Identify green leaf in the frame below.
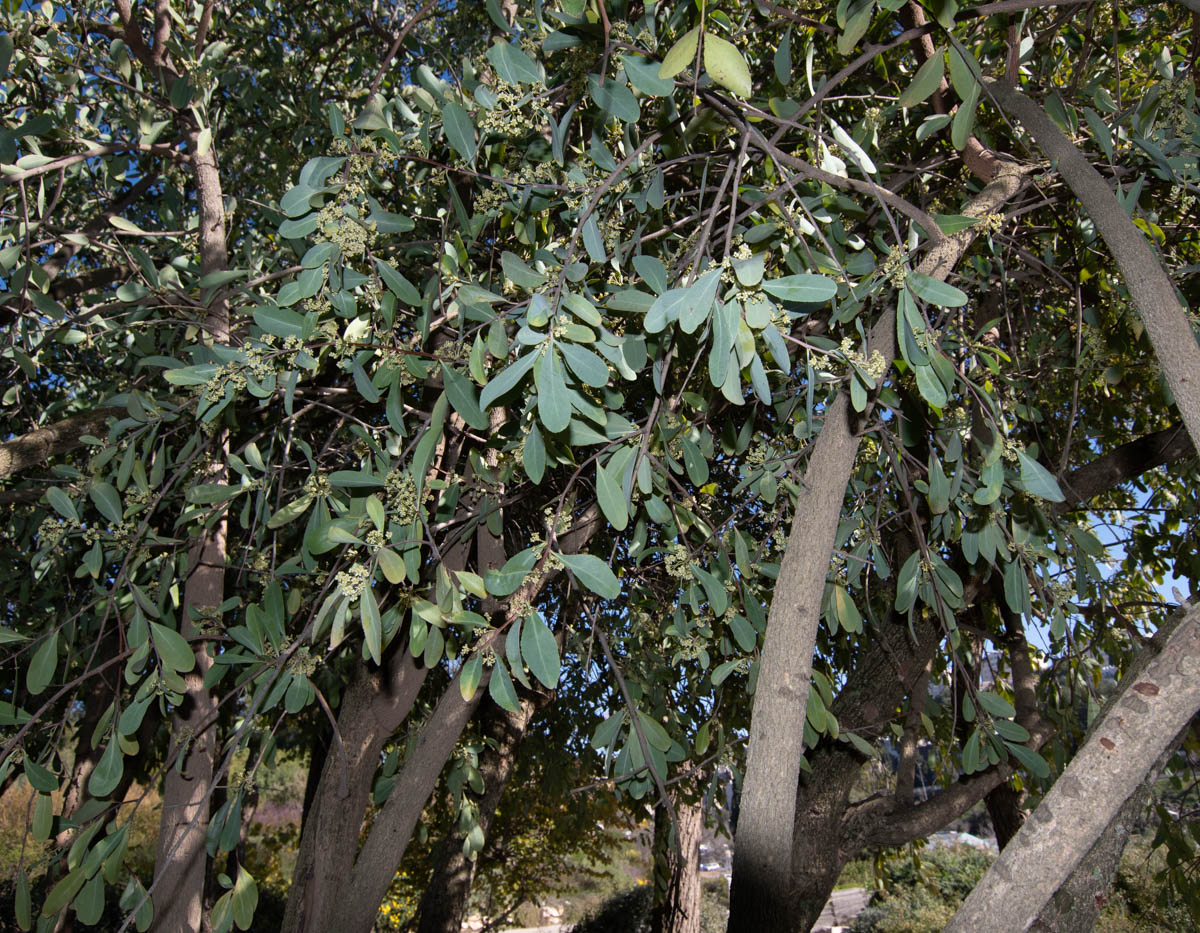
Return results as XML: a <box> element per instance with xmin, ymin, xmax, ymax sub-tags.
<box><xmin>27</xmin><ymin>633</ymin><xmax>58</xmax><ymax>695</ymax></box>
<box><xmin>558</xmin><ymin>342</ymin><xmax>609</xmax><ymax>388</ymax></box>
<box><xmin>89</xmin><ymin>482</ymin><xmax>123</xmax><ymax>524</ymax></box>
<box><xmin>976</xmin><ymin>690</ymin><xmax>1016</xmax><ymax>720</ymax></box>
<box><xmin>1004</xmin><ymin>740</ymin><xmax>1050</xmax><ymax>779</ymax></box>
<box><xmin>361</xmin><ymin>586</ymin><xmax>382</xmax><ymax>665</ymax></box>
<box><xmin>728</xmin><ymin>614</ymin><xmax>757</xmax><ymax>652</ymax></box>
<box><xmin>484</xmin><ymin>547</ymin><xmax>538</xmax><ymax>597</ymax></box>
<box><xmin>951</xmin><ymin>83</ymin><xmax>979</xmax><ymax>151</ymax></box>
<box><xmin>678</xmin><ymin>270</ymin><xmax>722</xmax><ymax>334</ymax></box>
<box><xmin>596</xmin><ymin>460</ymin><xmax>629</xmax><ymax>531</ymax></box>
<box><xmin>441</xmin><ymin>101</ymin><xmax>476</xmax><ymax>160</ymax></box>
<box><xmin>636</xmin><ymin>710</ymin><xmax>673</xmax><ymax>752</ymax></box>
<box><xmin>915</xmin><ymin>363</ymin><xmax>948</xmax><ymax>408</ymax></box>
<box><xmin>232</xmin><ymin>865</ymin><xmax>258</xmax><ymax>931</ymax></box>
<box><xmin>45</xmin><ymin>487</ymin><xmax>77</xmax><ymax>522</ymax></box>
<box><xmin>24</xmin><ymin>760</ymin><xmax>58</xmax><ymax>793</ymax></box>
<box><xmin>993</xmin><ymin>718</ymin><xmax>1030</xmax><ymax>742</ymax></box>
<box><xmin>556</xmin><ymin>552</ymin><xmax>621</xmax><ymax>599</ymax></box>
<box><xmin>524</xmin><ymin>425</ymin><xmax>546</xmax><ymax>484</ymax></box>
<box><xmin>932</xmin><ymin>214</ymin><xmax>979</xmax><ymax>235</ymax></box>
<box><xmin>762</xmin><ymin>274</ymin><xmax>838</xmax><ymax>303</ymax></box>
<box><xmin>898</xmin><ymin>49</ymin><xmax>945</xmax><ymax>108</ymax></box>
<box><xmin>833</xmin><ymin>585</ymin><xmax>863</xmax><ymax>634</ymax></box>
<box><xmin>377</xmin><ymin>548</ymin><xmax>406</xmax><ymax>584</ymax></box>
<box><xmin>534</xmin><ymin>349</ymin><xmax>571</xmax><ymax>433</ymax></box>
<box><xmin>480</xmin><ymin>351</ymin><xmax>537</xmax><ymax>410</ymax></box>
<box><xmin>520</xmin><ymin>612</ymin><xmax>560</xmax><ymax>688</ymax></box>
<box><xmin>659</xmin><ymin>27</ymin><xmax>700</xmax><ymax>80</ymax></box>
<box><xmin>459</xmin><ymin>655</ymin><xmax>484</xmax><ymax>701</ymax></box>
<box><xmin>1015</xmin><ymin>449</ymin><xmax>1065</xmax><ymax>502</ymax></box>
<box><xmin>591</xmin><ymin>712</ymin><xmax>626</xmax><ymax>750</ymax></box>
<box><xmin>267</xmin><ymin>494</ymin><xmax>313</xmax><ymax>528</ymax></box>
<box><xmin>907</xmin><ymin>272</ymin><xmax>968</xmax><ymax>307</ymax></box>
<box><xmin>151</xmin><ymin>622</ymin><xmax>196</xmax><ymax>673</ymax></box>
<box><xmin>621</xmin><ymin>55</ymin><xmax>675</xmax><ymax>96</ymax></box>
<box><xmin>441</xmin><ymin>363</ymin><xmax>490</xmax><ymax>430</ymax></box>
<box><xmin>895</xmin><ymin>551</ymin><xmax>921</xmax><ymax>613</ymax></box>
<box><xmin>703</xmin><ymin>34</ymin><xmax>752</xmax><ymax>98</ymax></box>
<box><xmin>947</xmin><ymin>45</ymin><xmax>978</xmax><ymax>100</ymax></box>
<box><xmin>487</xmin><ymin>42</ymin><xmax>541</xmax><ymax>84</ymax></box>
<box><xmin>41</xmin><ymin>868</ymin><xmax>86</xmax><ymax>919</ymax></box>
<box><xmin>328</xmin><ymin>470</ymin><xmax>385</xmax><ymax>488</ymax></box>
<box><xmin>87</xmin><ymin>736</ymin><xmax>124</xmax><ymax>798</ymax></box>
<box><xmin>588</xmin><ymin>75</ymin><xmax>639</xmax><ymax>122</ymax></box>
<box><xmin>374</xmin><ymin>260</ymin><xmax>422</xmax><ymax>306</ymax></box>
<box><xmin>489</xmin><ymin>658</ymin><xmax>521</xmax><ymax>714</ymax></box>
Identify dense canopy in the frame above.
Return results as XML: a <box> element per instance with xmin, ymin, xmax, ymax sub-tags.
<box><xmin>2</xmin><ymin>1</ymin><xmax>1200</xmax><ymax>932</ymax></box>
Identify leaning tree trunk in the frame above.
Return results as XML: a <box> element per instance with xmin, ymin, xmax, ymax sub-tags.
<box><xmin>651</xmin><ymin>786</ymin><xmax>704</xmax><ymax>933</ymax></box>
<box><xmin>1030</xmin><ymin>732</ymin><xmax>1182</xmax><ymax>932</ymax></box>
<box><xmin>944</xmin><ymin>603</ymin><xmax>1200</xmax><ymax>933</ymax></box>
<box><xmin>415</xmin><ymin>692</ymin><xmax>545</xmax><ymax>933</ymax></box>
<box><xmin>727</xmin><ymin>162</ymin><xmax>1030</xmax><ymax>933</ymax></box>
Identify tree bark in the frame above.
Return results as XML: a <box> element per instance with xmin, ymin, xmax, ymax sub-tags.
<box><xmin>415</xmin><ymin>693</ymin><xmax>544</xmax><ymax>933</ymax></box>
<box><xmin>0</xmin><ymin>408</ymin><xmax>121</xmax><ymax>480</ymax></box>
<box><xmin>986</xmin><ymin>78</ymin><xmax>1200</xmax><ymax>452</ymax></box>
<box><xmin>1030</xmin><ymin>734</ymin><xmax>1181</xmax><ymax>932</ymax></box>
<box><xmin>944</xmin><ymin>603</ymin><xmax>1200</xmax><ymax>933</ymax></box>
<box><xmin>651</xmin><ymin>786</ymin><xmax>704</xmax><ymax>933</ymax></box>
<box><xmin>281</xmin><ymin>652</ymin><xmax>429</xmax><ymax>933</ymax></box>
<box><xmin>727</xmin><ymin>162</ymin><xmax>1030</xmax><ymax>933</ymax></box>
<box><xmin>149</xmin><ymin>124</ymin><xmax>231</xmax><ymax>933</ymax></box>
<box><xmin>341</xmin><ymin>670</ymin><xmax>488</xmax><ymax>933</ymax></box>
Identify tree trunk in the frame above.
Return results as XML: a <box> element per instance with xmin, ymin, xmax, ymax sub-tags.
<box><xmin>415</xmin><ymin>693</ymin><xmax>543</xmax><ymax>933</ymax></box>
<box><xmin>985</xmin><ymin>79</ymin><xmax>1200</xmax><ymax>451</ymax></box>
<box><xmin>281</xmin><ymin>653</ymin><xmax>429</xmax><ymax>933</ymax></box>
<box><xmin>341</xmin><ymin>674</ymin><xmax>488</xmax><ymax>933</ymax></box>
<box><xmin>984</xmin><ymin>782</ymin><xmax>1026</xmax><ymax>851</ymax></box>
<box><xmin>148</xmin><ymin>124</ymin><xmax>231</xmax><ymax>933</ymax></box>
<box><xmin>944</xmin><ymin>604</ymin><xmax>1200</xmax><ymax>933</ymax></box>
<box><xmin>728</xmin><ymin>162</ymin><xmax>1030</xmax><ymax>933</ymax></box>
<box><xmin>651</xmin><ymin>787</ymin><xmax>704</xmax><ymax>933</ymax></box>
<box><xmin>1030</xmin><ymin>733</ymin><xmax>1181</xmax><ymax>932</ymax></box>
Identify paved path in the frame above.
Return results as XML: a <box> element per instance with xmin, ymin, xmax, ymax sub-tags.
<box><xmin>492</xmin><ymin>885</ymin><xmax>872</xmax><ymax>933</ymax></box>
<box><xmin>811</xmin><ymin>886</ymin><xmax>872</xmax><ymax>931</ymax></box>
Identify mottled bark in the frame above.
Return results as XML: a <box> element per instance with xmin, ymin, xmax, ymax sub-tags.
<box><xmin>1031</xmin><ymin>733</ymin><xmax>1181</xmax><ymax>932</ymax></box>
<box><xmin>0</xmin><ymin>408</ymin><xmax>120</xmax><ymax>479</ymax></box>
<box><xmin>945</xmin><ymin>604</ymin><xmax>1200</xmax><ymax>933</ymax></box>
<box><xmin>281</xmin><ymin>652</ymin><xmax>429</xmax><ymax>933</ymax></box>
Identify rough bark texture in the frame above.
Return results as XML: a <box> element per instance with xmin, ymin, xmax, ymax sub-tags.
<box><xmin>944</xmin><ymin>604</ymin><xmax>1200</xmax><ymax>933</ymax></box>
<box><xmin>149</xmin><ymin>125</ymin><xmax>231</xmax><ymax>933</ymax></box>
<box><xmin>987</xmin><ymin>79</ymin><xmax>1200</xmax><ymax>452</ymax></box>
<box><xmin>1031</xmin><ymin>735</ymin><xmax>1180</xmax><ymax>932</ymax></box>
<box><xmin>414</xmin><ymin>694</ymin><xmax>543</xmax><ymax>933</ymax></box>
<box><xmin>727</xmin><ymin>162</ymin><xmax>1030</xmax><ymax>933</ymax></box>
<box><xmin>0</xmin><ymin>408</ymin><xmax>121</xmax><ymax>479</ymax></box>
<box><xmin>651</xmin><ymin>788</ymin><xmax>704</xmax><ymax>933</ymax></box>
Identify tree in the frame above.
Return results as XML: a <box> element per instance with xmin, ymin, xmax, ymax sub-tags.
<box><xmin>2</xmin><ymin>1</ymin><xmax>1199</xmax><ymax>932</ymax></box>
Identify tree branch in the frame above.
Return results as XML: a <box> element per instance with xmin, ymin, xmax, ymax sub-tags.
<box><xmin>987</xmin><ymin>78</ymin><xmax>1200</xmax><ymax>452</ymax></box>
